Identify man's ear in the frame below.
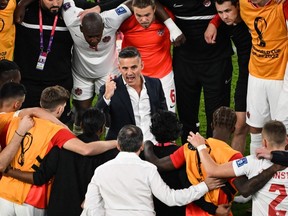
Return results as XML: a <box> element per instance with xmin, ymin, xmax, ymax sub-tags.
<box><xmin>263</xmin><ymin>138</ymin><xmax>268</xmax><ymax>148</ymax></box>
<box><xmin>140</xmin><ymin>143</ymin><xmax>144</xmax><ymax>152</ymax></box>
<box><xmin>14</xmin><ymin>101</ymin><xmax>22</xmax><ymax>111</ymax></box>
<box><xmin>116</xmin><ymin>141</ymin><xmax>121</xmax><ymax>151</ymax></box>
<box><xmin>56</xmin><ymin>104</ymin><xmax>65</xmax><ymax>116</ymax></box>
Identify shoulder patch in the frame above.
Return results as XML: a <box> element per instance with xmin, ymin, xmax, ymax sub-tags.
<box><xmin>236</xmin><ymin>157</ymin><xmax>248</xmax><ymax>167</ymax></box>
<box><xmin>63</xmin><ymin>2</ymin><xmax>71</xmax><ymax>11</ymax></box>
<box><xmin>115</xmin><ymin>6</ymin><xmax>127</xmax><ymax>15</ymax></box>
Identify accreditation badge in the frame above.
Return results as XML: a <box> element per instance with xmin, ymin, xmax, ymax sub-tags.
<box><xmin>36</xmin><ymin>52</ymin><xmax>47</xmax><ymax>70</ymax></box>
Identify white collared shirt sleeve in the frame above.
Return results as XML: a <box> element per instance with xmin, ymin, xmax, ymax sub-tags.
<box><xmin>149</xmin><ymin>166</ymin><xmax>208</xmax><ymax>206</ymax></box>
<box><xmin>103</xmin><ymin>95</ymin><xmax>111</xmax><ymax>106</ymax></box>
<box><xmin>81</xmin><ymin>169</ymin><xmax>105</xmax><ymax>216</ymax></box>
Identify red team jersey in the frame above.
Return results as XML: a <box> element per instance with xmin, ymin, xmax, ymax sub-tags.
<box><xmin>119</xmin><ymin>9</ymin><xmax>173</xmax><ymax>79</ymax></box>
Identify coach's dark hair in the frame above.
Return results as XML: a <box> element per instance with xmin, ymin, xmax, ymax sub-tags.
<box><xmin>263</xmin><ymin>120</ymin><xmax>287</xmax><ymax>146</ymax></box>
<box><xmin>214</xmin><ymin>0</ymin><xmax>238</xmax><ymax>6</ymax></box>
<box><xmin>117</xmin><ymin>125</ymin><xmax>143</xmax><ymax>152</ymax></box>
<box><xmin>132</xmin><ymin>0</ymin><xmax>155</xmax><ymax>9</ymax></box>
<box><xmin>118</xmin><ymin>46</ymin><xmax>141</xmax><ymax>59</ymax></box>
<box><xmin>81</xmin><ymin>108</ymin><xmax>105</xmax><ymax>136</ymax></box>
<box><xmin>150</xmin><ymin>110</ymin><xmax>182</xmax><ymax>144</ymax></box>
<box><xmin>212</xmin><ymin>106</ymin><xmax>237</xmax><ymax>131</ymax></box>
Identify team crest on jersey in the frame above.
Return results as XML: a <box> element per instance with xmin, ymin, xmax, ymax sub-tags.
<box><xmin>236</xmin><ymin>158</ymin><xmax>248</xmax><ymax>167</ymax></box>
<box><xmin>115</xmin><ymin>6</ymin><xmax>127</xmax><ymax>15</ymax></box>
<box><xmin>74</xmin><ymin>88</ymin><xmax>82</xmax><ymax>96</ymax></box>
<box><xmin>203</xmin><ymin>0</ymin><xmax>211</xmax><ymax>7</ymax></box>
<box><xmin>63</xmin><ymin>2</ymin><xmax>71</xmax><ymax>11</ymax></box>
<box><xmin>102</xmin><ymin>36</ymin><xmax>111</xmax><ymax>43</ymax></box>
<box><xmin>158</xmin><ymin>29</ymin><xmax>165</xmax><ymax>36</ymax></box>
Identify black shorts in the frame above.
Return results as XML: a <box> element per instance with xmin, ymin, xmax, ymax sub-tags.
<box><xmin>234</xmin><ymin>75</ymin><xmax>248</xmax><ymax>112</ymax></box>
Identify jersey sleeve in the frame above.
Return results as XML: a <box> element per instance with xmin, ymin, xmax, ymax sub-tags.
<box><xmin>101</xmin><ymin>4</ymin><xmax>132</xmax><ymax>29</ymax></box>
<box><xmin>209</xmin><ymin>14</ymin><xmax>222</xmax><ymax>28</ymax></box>
<box><xmin>62</xmin><ymin>0</ymin><xmax>82</xmax><ymax>27</ymax></box>
<box><xmin>33</xmin><ymin>146</ymin><xmax>60</xmax><ymax>186</ymax></box>
<box><xmin>232</xmin><ymin>156</ymin><xmax>253</xmax><ymax>177</ymax></box>
<box><xmin>228</xmin><ymin>152</ymin><xmax>244</xmax><ymax>184</ymax></box>
<box><xmin>170</xmin><ymin>146</ymin><xmax>186</xmax><ymax>169</ymax></box>
<box><xmin>51</xmin><ymin>128</ymin><xmax>76</xmax><ymax>148</ymax></box>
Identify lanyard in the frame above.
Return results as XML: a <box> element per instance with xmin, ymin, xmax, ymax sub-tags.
<box><xmin>39</xmin><ymin>5</ymin><xmax>58</xmax><ymax>53</ymax></box>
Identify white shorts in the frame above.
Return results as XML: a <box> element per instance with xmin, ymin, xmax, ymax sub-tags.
<box><xmin>275</xmin><ymin>61</ymin><xmax>288</xmax><ymax>133</ymax></box>
<box><xmin>246</xmin><ymin>74</ymin><xmax>283</xmax><ymax>128</ymax></box>
<box><xmin>72</xmin><ymin>73</ymin><xmax>109</xmax><ymax>101</ymax></box>
<box><xmin>0</xmin><ymin>197</ymin><xmax>45</xmax><ymax>216</ymax></box>
<box><xmin>160</xmin><ymin>71</ymin><xmax>176</xmax><ymax>112</ymax></box>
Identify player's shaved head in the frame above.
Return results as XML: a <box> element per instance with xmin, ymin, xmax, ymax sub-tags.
<box><xmin>80</xmin><ymin>12</ymin><xmax>104</xmax><ymax>50</ymax></box>
<box><xmin>81</xmin><ymin>12</ymin><xmax>103</xmax><ymax>33</ymax></box>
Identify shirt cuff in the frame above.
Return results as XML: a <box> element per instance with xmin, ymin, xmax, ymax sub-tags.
<box><xmin>103</xmin><ymin>95</ymin><xmax>111</xmax><ymax>106</ymax></box>
<box><xmin>196</xmin><ymin>181</ymin><xmax>209</xmax><ymax>194</ymax></box>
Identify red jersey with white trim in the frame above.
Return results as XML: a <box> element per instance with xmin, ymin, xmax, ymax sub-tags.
<box><xmin>120</xmin><ymin>9</ymin><xmax>172</xmax><ymax>79</ymax></box>
<box><xmin>0</xmin><ymin>114</ymin><xmax>75</xmax><ymax>207</ymax></box>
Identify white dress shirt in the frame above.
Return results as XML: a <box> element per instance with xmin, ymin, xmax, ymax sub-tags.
<box><xmin>125</xmin><ymin>77</ymin><xmax>156</xmax><ymax>143</ymax></box>
<box><xmin>81</xmin><ymin>152</ymin><xmax>208</xmax><ymax>216</ymax></box>
<box><xmin>104</xmin><ymin>76</ymin><xmax>156</xmax><ymax>143</ymax></box>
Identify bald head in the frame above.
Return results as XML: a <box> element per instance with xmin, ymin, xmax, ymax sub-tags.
<box><xmin>81</xmin><ymin>12</ymin><xmax>103</xmax><ymax>32</ymax></box>
<box><xmin>80</xmin><ymin>13</ymin><xmax>104</xmax><ymax>50</ymax></box>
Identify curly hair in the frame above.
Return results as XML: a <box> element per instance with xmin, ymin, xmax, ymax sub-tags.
<box><xmin>212</xmin><ymin>106</ymin><xmax>237</xmax><ymax>131</ymax></box>
<box><xmin>150</xmin><ymin>110</ymin><xmax>183</xmax><ymax>144</ymax></box>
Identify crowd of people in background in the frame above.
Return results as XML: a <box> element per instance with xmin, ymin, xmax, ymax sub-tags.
<box><xmin>0</xmin><ymin>0</ymin><xmax>287</xmax><ymax>215</ymax></box>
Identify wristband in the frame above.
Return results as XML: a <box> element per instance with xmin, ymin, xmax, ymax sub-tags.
<box><xmin>15</xmin><ymin>130</ymin><xmax>25</xmax><ymax>137</ymax></box>
<box><xmin>164</xmin><ymin>18</ymin><xmax>182</xmax><ymax>41</ymax></box>
<box><xmin>197</xmin><ymin>144</ymin><xmax>207</xmax><ymax>152</ymax></box>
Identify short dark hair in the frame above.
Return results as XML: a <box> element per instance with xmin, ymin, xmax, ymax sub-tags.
<box><xmin>0</xmin><ymin>59</ymin><xmax>20</xmax><ymax>74</ymax></box>
<box><xmin>214</xmin><ymin>0</ymin><xmax>238</xmax><ymax>6</ymax></box>
<box><xmin>263</xmin><ymin>120</ymin><xmax>287</xmax><ymax>146</ymax></box>
<box><xmin>212</xmin><ymin>106</ymin><xmax>237</xmax><ymax>131</ymax></box>
<box><xmin>117</xmin><ymin>125</ymin><xmax>143</xmax><ymax>152</ymax></box>
<box><xmin>40</xmin><ymin>85</ymin><xmax>70</xmax><ymax>111</ymax></box>
<box><xmin>118</xmin><ymin>46</ymin><xmax>141</xmax><ymax>59</ymax></box>
<box><xmin>81</xmin><ymin>12</ymin><xmax>103</xmax><ymax>33</ymax></box>
<box><xmin>150</xmin><ymin>110</ymin><xmax>182</xmax><ymax>144</ymax></box>
<box><xmin>0</xmin><ymin>60</ymin><xmax>21</xmax><ymax>87</ymax></box>
<box><xmin>81</xmin><ymin>108</ymin><xmax>105</xmax><ymax>136</ymax></box>
<box><xmin>132</xmin><ymin>0</ymin><xmax>155</xmax><ymax>9</ymax></box>
<box><xmin>0</xmin><ymin>82</ymin><xmax>26</xmax><ymax>100</ymax></box>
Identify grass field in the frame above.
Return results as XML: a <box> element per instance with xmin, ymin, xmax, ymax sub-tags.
<box><xmin>197</xmin><ymin>53</ymin><xmax>252</xmax><ymax>215</ymax></box>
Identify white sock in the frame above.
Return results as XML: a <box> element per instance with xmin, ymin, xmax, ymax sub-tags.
<box><xmin>250</xmin><ymin>133</ymin><xmax>262</xmax><ymax>155</ymax></box>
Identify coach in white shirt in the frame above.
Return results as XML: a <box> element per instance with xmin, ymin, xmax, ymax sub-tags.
<box><xmin>81</xmin><ymin>125</ymin><xmax>223</xmax><ymax>216</ymax></box>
